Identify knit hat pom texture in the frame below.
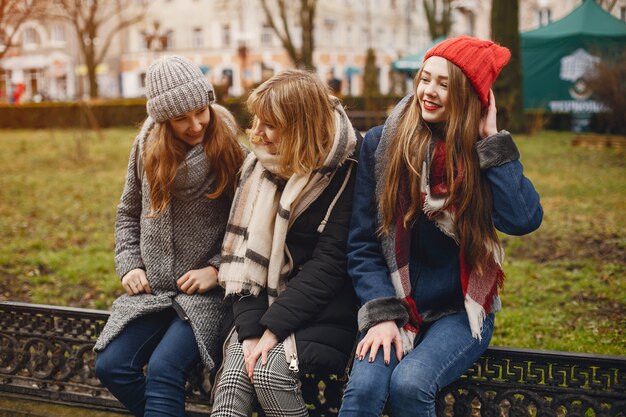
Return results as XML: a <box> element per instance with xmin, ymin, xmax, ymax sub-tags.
<box><xmin>424</xmin><ymin>35</ymin><xmax>511</xmax><ymax>107</ymax></box>
<box><xmin>145</xmin><ymin>55</ymin><xmax>215</xmax><ymax>123</ymax></box>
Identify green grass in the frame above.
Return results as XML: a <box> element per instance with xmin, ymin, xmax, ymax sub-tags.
<box><xmin>0</xmin><ymin>128</ymin><xmax>624</xmax><ymax>355</ymax></box>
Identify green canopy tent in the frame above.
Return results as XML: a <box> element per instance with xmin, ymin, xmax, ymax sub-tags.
<box><xmin>521</xmin><ymin>0</ymin><xmax>626</xmax><ymax>112</ymax></box>
<box><xmin>392</xmin><ymin>37</ymin><xmax>446</xmax><ymax>74</ymax></box>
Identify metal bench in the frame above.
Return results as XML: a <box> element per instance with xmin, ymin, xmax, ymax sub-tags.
<box><xmin>1</xmin><ymin>301</ymin><xmax>625</xmax><ymax>416</ymax></box>
<box><xmin>345</xmin><ymin>110</ymin><xmax>388</xmax><ymax>132</ymax></box>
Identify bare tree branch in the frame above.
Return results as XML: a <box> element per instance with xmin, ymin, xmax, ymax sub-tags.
<box><xmin>54</xmin><ymin>0</ymin><xmax>146</xmax><ymax>98</ymax></box>
<box><xmin>0</xmin><ymin>0</ymin><xmax>48</xmax><ymax>59</ymax></box>
<box><xmin>258</xmin><ymin>0</ymin><xmax>317</xmax><ymax>69</ymax></box>
<box><xmin>423</xmin><ymin>0</ymin><xmax>453</xmax><ymax>41</ymax></box>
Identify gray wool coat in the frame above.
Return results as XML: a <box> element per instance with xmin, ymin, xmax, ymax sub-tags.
<box><xmin>94</xmin><ymin>107</ymin><xmax>236</xmax><ymax>370</ymax></box>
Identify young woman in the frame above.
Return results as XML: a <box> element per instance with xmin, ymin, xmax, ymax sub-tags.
<box><xmin>338</xmin><ymin>36</ymin><xmax>544</xmax><ymax>417</ymax></box>
<box><xmin>94</xmin><ymin>55</ymin><xmax>245</xmax><ymax>417</ymax></box>
<box><xmin>210</xmin><ymin>69</ymin><xmax>360</xmax><ymax>417</ymax></box>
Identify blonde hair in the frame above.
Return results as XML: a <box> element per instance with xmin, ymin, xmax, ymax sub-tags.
<box><xmin>143</xmin><ymin>105</ymin><xmax>245</xmax><ymax>216</ymax></box>
<box><xmin>247</xmin><ymin>69</ymin><xmax>336</xmax><ymax>176</ymax></box>
<box><xmin>380</xmin><ymin>60</ymin><xmax>499</xmax><ymax>272</ymax></box>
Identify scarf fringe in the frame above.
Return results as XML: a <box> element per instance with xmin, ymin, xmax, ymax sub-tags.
<box><xmin>399</xmin><ymin>327</ymin><xmax>417</xmax><ymax>354</ymax></box>
<box><xmin>464</xmin><ymin>295</ymin><xmax>487</xmax><ymax>340</ymax></box>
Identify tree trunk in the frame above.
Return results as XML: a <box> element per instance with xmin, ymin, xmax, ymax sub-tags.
<box><xmin>424</xmin><ymin>0</ymin><xmax>453</xmax><ymax>41</ymax></box>
<box><xmin>491</xmin><ymin>0</ymin><xmax>524</xmax><ymax>133</ymax></box>
<box><xmin>299</xmin><ymin>0</ymin><xmax>316</xmax><ymax>69</ymax></box>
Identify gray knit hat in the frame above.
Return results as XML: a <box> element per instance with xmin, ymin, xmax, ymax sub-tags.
<box><xmin>145</xmin><ymin>55</ymin><xmax>216</xmax><ymax>122</ymax></box>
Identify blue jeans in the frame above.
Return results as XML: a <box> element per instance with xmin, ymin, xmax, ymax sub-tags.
<box><xmin>95</xmin><ymin>308</ymin><xmax>200</xmax><ymax>417</ymax></box>
<box><xmin>338</xmin><ymin>311</ymin><xmax>494</xmax><ymax>417</ymax></box>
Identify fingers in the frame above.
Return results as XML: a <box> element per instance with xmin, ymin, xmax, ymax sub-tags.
<box><xmin>355</xmin><ymin>335</ymin><xmax>380</xmax><ymax>363</ymax></box>
<box><xmin>394</xmin><ymin>334</ymin><xmax>404</xmax><ymax>362</ymax></box>
<box><xmin>176</xmin><ymin>272</ymin><xmax>189</xmax><ymax>288</ymax></box>
<box><xmin>368</xmin><ymin>339</ymin><xmax>381</xmax><ymax>363</ymax></box>
<box><xmin>122</xmin><ymin>270</ymin><xmax>148</xmax><ymax>296</ymax></box>
<box><xmin>382</xmin><ymin>339</ymin><xmax>391</xmax><ymax>366</ymax></box>
<box><xmin>182</xmin><ymin>281</ymin><xmax>198</xmax><ymax>295</ymax></box>
<box><xmin>177</xmin><ymin>268</ymin><xmax>217</xmax><ymax>294</ymax></box>
<box><xmin>355</xmin><ymin>337</ymin><xmax>370</xmax><ymax>361</ymax></box>
<box><xmin>177</xmin><ymin>272</ymin><xmax>197</xmax><ymax>295</ymax></box>
<box><xmin>489</xmin><ymin>89</ymin><xmax>496</xmax><ymax>109</ymax></box>
<box><xmin>246</xmin><ymin>350</ymin><xmax>261</xmax><ymax>382</ymax></box>
<box><xmin>138</xmin><ymin>272</ymin><xmax>151</xmax><ymax>294</ymax></box>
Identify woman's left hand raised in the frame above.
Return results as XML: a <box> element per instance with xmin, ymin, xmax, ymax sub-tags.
<box><xmin>479</xmin><ymin>89</ymin><xmax>499</xmax><ymax>139</ymax></box>
<box><xmin>177</xmin><ymin>265</ymin><xmax>218</xmax><ymax>294</ymax></box>
<box><xmin>245</xmin><ymin>328</ymin><xmax>279</xmax><ymax>382</ymax></box>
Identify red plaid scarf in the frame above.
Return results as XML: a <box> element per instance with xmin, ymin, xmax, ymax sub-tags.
<box><xmin>385</xmin><ymin>139</ymin><xmax>504</xmax><ymax>352</ymax></box>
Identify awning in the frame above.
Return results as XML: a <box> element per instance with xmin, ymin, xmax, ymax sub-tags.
<box><xmin>392</xmin><ymin>36</ymin><xmax>446</xmax><ymax>74</ymax></box>
<box><xmin>344</xmin><ymin>66</ymin><xmax>361</xmax><ymax>76</ymax></box>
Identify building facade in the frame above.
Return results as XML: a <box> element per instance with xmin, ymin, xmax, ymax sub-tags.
<box><xmin>1</xmin><ymin>0</ymin><xmax>624</xmax><ymax>102</ymax></box>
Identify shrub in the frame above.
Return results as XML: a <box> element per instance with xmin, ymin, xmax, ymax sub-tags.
<box><xmin>585</xmin><ymin>51</ymin><xmax>626</xmax><ymax>135</ymax></box>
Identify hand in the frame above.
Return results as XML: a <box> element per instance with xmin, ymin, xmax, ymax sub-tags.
<box><xmin>245</xmin><ymin>329</ymin><xmax>279</xmax><ymax>382</ymax></box>
<box><xmin>177</xmin><ymin>266</ymin><xmax>218</xmax><ymax>294</ymax></box>
<box><xmin>242</xmin><ymin>337</ymin><xmax>260</xmax><ymax>379</ymax></box>
<box><xmin>355</xmin><ymin>320</ymin><xmax>403</xmax><ymax>365</ymax></box>
<box><xmin>479</xmin><ymin>89</ymin><xmax>498</xmax><ymax>139</ymax></box>
<box><xmin>121</xmin><ymin>268</ymin><xmax>151</xmax><ymax>296</ymax></box>
<box><xmin>242</xmin><ymin>337</ymin><xmax>261</xmax><ymax>361</ymax></box>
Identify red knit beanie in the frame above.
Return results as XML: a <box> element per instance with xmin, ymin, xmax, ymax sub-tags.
<box><xmin>423</xmin><ymin>35</ymin><xmax>511</xmax><ymax>107</ymax></box>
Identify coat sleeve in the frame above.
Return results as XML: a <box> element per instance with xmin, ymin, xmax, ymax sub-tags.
<box><xmin>259</xmin><ymin>144</ymin><xmax>359</xmax><ymax>341</ymax></box>
<box><xmin>345</xmin><ymin>126</ymin><xmax>408</xmax><ymax>333</ymax></box>
<box><xmin>476</xmin><ymin>131</ymin><xmax>543</xmax><ymax>235</ymax></box>
<box><xmin>114</xmin><ymin>135</ymin><xmax>146</xmax><ymax>278</ymax></box>
<box><xmin>232</xmin><ymin>291</ymin><xmax>269</xmax><ymax>342</ymax></box>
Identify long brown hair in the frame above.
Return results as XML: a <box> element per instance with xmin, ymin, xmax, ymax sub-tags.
<box><xmin>247</xmin><ymin>69</ymin><xmax>335</xmax><ymax>177</ymax></box>
<box><xmin>143</xmin><ymin>105</ymin><xmax>245</xmax><ymax>215</ymax></box>
<box><xmin>380</xmin><ymin>60</ymin><xmax>499</xmax><ymax>272</ymax></box>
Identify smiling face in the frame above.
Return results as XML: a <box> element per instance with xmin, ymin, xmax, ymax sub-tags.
<box><xmin>416</xmin><ymin>56</ymin><xmax>450</xmax><ymax>124</ymax></box>
<box><xmin>252</xmin><ymin>117</ymin><xmax>281</xmax><ymax>155</ymax></box>
<box><xmin>169</xmin><ymin>106</ymin><xmax>211</xmax><ymax>146</ymax></box>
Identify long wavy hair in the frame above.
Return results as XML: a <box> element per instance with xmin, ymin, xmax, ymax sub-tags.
<box><xmin>379</xmin><ymin>60</ymin><xmax>499</xmax><ymax>272</ymax></box>
<box><xmin>143</xmin><ymin>105</ymin><xmax>245</xmax><ymax>216</ymax></box>
<box><xmin>247</xmin><ymin>69</ymin><xmax>335</xmax><ymax>177</ymax></box>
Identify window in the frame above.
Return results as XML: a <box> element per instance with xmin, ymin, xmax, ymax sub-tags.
<box><xmin>538</xmin><ymin>8</ymin><xmax>551</xmax><ymax>26</ymax></box>
<box><xmin>192</xmin><ymin>27</ymin><xmax>203</xmax><ymax>49</ymax></box>
<box><xmin>25</xmin><ymin>68</ymin><xmax>42</xmax><ymax>97</ymax></box>
<box><xmin>52</xmin><ymin>24</ymin><xmax>65</xmax><ymax>43</ymax></box>
<box><xmin>222</xmin><ymin>24</ymin><xmax>231</xmax><ymax>47</ymax></box>
<box><xmin>23</xmin><ymin>28</ymin><xmax>40</xmax><ymax>47</ymax></box>
<box><xmin>324</xmin><ymin>18</ymin><xmax>337</xmax><ymax>45</ymax></box>
<box><xmin>261</xmin><ymin>23</ymin><xmax>273</xmax><ymax>46</ymax></box>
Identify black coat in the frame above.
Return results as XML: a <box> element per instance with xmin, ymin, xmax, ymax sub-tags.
<box><xmin>231</xmin><ymin>135</ymin><xmax>362</xmax><ymax>374</ymax></box>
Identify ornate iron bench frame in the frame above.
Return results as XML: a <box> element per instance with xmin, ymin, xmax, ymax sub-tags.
<box><xmin>1</xmin><ymin>301</ymin><xmax>625</xmax><ymax>416</ymax></box>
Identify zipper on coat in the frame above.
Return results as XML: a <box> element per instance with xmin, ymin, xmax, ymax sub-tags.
<box><xmin>289</xmin><ymin>352</ymin><xmax>299</xmax><ymax>372</ymax></box>
<box><xmin>283</xmin><ymin>332</ymin><xmax>299</xmax><ymax>373</ymax></box>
